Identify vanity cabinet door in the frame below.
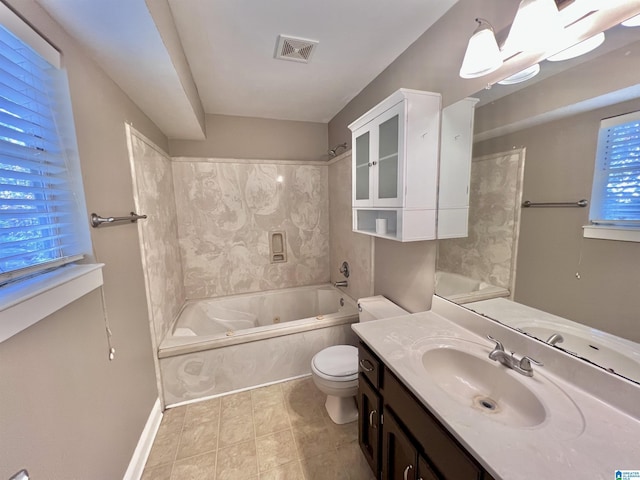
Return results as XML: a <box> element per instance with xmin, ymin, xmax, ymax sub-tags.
<box><xmin>382</xmin><ymin>409</ymin><xmax>418</xmax><ymax>480</ymax></box>
<box><xmin>358</xmin><ymin>374</ymin><xmax>382</xmax><ymax>476</ymax></box>
<box><xmin>417</xmin><ymin>454</ymin><xmax>440</xmax><ymax>480</ymax></box>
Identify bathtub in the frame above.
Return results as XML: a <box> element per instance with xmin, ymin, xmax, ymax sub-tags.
<box><xmin>435</xmin><ymin>271</ymin><xmax>510</xmax><ymax>304</ymax></box>
<box><xmin>158</xmin><ymin>284</ymin><xmax>359</xmax><ymax>405</ymax></box>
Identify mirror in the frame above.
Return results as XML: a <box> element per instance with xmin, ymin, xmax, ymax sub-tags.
<box><xmin>436</xmin><ymin>21</ymin><xmax>640</xmax><ymax>384</ymax></box>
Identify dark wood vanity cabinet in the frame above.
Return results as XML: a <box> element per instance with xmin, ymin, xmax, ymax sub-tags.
<box><xmin>358</xmin><ymin>342</ymin><xmax>493</xmax><ymax>480</ymax></box>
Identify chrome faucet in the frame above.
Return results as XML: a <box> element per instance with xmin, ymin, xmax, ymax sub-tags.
<box><xmin>546</xmin><ymin>333</ymin><xmax>564</xmax><ymax>346</ymax></box>
<box><xmin>487</xmin><ymin>335</ymin><xmax>542</xmax><ymax>377</ymax></box>
<box><xmin>334</xmin><ymin>280</ymin><xmax>348</xmax><ymax>287</ymax></box>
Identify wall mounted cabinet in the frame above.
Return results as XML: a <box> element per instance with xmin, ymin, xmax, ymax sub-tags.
<box><xmin>349</xmin><ymin>89</ymin><xmax>441</xmax><ymax>241</ymax></box>
<box><xmin>438</xmin><ymin>97</ymin><xmax>479</xmax><ymax>239</ymax></box>
<box><xmin>349</xmin><ymin>89</ymin><xmax>478</xmax><ymax>241</ymax></box>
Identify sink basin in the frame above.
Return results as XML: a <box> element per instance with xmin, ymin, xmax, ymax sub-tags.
<box><xmin>422</xmin><ymin>346</ymin><xmax>546</xmax><ymax>427</ymax></box>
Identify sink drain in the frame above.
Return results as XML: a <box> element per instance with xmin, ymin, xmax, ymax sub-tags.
<box><xmin>473</xmin><ymin>395</ymin><xmax>500</xmax><ymax>413</ymax></box>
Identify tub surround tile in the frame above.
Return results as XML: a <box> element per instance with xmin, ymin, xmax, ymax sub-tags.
<box><xmin>328</xmin><ymin>154</ymin><xmax>374</xmax><ymax>302</ymax></box>
<box><xmin>256</xmin><ymin>429</ymin><xmax>298</xmax><ymax>472</ymax></box>
<box><xmin>438</xmin><ymin>149</ymin><xmax>524</xmax><ymax>291</ymax></box>
<box><xmin>129</xmin><ymin>131</ymin><xmax>186</xmax><ymax>346</ymax></box>
<box><xmin>216</xmin><ymin>439</ymin><xmax>259</xmax><ymax>480</ymax></box>
<box><xmin>172</xmin><ymin>160</ymin><xmax>330</xmax><ymax>299</ymax></box>
<box><xmin>160</xmin><ymin>323</ymin><xmax>356</xmax><ymax>404</ymax></box>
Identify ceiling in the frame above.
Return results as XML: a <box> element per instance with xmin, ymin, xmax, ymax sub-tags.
<box><xmin>35</xmin><ymin>0</ymin><xmax>458</xmax><ymax>140</ymax></box>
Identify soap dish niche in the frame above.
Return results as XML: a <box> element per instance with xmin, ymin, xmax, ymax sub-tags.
<box><xmin>270</xmin><ymin>231</ymin><xmax>287</xmax><ymax>263</ymax></box>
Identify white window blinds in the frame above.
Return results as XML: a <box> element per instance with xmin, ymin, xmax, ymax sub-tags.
<box><xmin>589</xmin><ymin>110</ymin><xmax>640</xmax><ymax>227</ymax></box>
<box><xmin>0</xmin><ymin>23</ymin><xmax>84</xmax><ymax>285</ymax></box>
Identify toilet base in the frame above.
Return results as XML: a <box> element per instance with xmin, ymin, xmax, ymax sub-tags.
<box><xmin>325</xmin><ymin>394</ymin><xmax>358</xmax><ymax>425</ymax></box>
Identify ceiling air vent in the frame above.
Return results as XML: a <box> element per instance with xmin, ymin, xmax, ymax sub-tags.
<box><xmin>274</xmin><ymin>35</ymin><xmax>318</xmax><ymax>63</ymax></box>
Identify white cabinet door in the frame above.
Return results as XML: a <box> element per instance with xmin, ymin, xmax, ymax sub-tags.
<box><xmin>352</xmin><ymin>102</ymin><xmax>405</xmax><ymax>208</ymax></box>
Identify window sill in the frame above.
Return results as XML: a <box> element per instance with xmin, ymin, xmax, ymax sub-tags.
<box><xmin>0</xmin><ymin>263</ymin><xmax>104</xmax><ymax>343</ymax></box>
<box><xmin>583</xmin><ymin>225</ymin><xmax>640</xmax><ymax>243</ymax></box>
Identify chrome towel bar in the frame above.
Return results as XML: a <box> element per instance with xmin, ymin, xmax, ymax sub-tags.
<box><xmin>90</xmin><ymin>211</ymin><xmax>147</xmax><ymax>228</ymax></box>
<box><xmin>522</xmin><ymin>199</ymin><xmax>588</xmax><ymax>208</ymax></box>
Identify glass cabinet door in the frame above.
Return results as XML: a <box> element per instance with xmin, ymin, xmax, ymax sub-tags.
<box><xmin>377</xmin><ymin>114</ymin><xmax>399</xmax><ymax>200</ymax></box>
<box><xmin>354</xmin><ymin>131</ymin><xmax>371</xmax><ymax>203</ymax></box>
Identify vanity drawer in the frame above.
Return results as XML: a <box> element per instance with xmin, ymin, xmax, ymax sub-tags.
<box><xmin>384</xmin><ymin>367</ymin><xmax>481</xmax><ymax>480</ymax></box>
<box><xmin>358</xmin><ymin>342</ymin><xmax>382</xmax><ymax>389</ymax></box>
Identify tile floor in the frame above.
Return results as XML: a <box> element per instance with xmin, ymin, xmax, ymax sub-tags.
<box><xmin>142</xmin><ymin>376</ymin><xmax>376</xmax><ymax>479</ymax></box>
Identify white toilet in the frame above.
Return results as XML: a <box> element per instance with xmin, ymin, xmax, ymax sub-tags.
<box><xmin>311</xmin><ymin>295</ymin><xmax>408</xmax><ymax>424</ymax></box>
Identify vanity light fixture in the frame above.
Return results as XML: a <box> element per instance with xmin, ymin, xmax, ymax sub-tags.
<box><xmin>622</xmin><ymin>13</ymin><xmax>640</xmax><ymax>27</ymax></box>
<box><xmin>547</xmin><ymin>31</ymin><xmax>605</xmax><ymax>62</ymax></box>
<box><xmin>459</xmin><ymin>18</ymin><xmax>503</xmax><ymax>79</ymax></box>
<box><xmin>503</xmin><ymin>0</ymin><xmax>564</xmax><ymax>54</ymax></box>
<box><xmin>497</xmin><ymin>63</ymin><xmax>540</xmax><ymax>85</ymax></box>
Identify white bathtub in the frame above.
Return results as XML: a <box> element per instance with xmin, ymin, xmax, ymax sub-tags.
<box><xmin>158</xmin><ymin>284</ymin><xmax>359</xmax><ymax>405</ymax></box>
<box><xmin>435</xmin><ymin>271</ymin><xmax>510</xmax><ymax>304</ymax></box>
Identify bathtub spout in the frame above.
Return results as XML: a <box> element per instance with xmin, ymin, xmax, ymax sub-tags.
<box><xmin>334</xmin><ymin>280</ymin><xmax>348</xmax><ymax>288</ymax></box>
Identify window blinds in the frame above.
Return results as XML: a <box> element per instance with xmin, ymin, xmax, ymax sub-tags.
<box><xmin>590</xmin><ymin>111</ymin><xmax>640</xmax><ymax>226</ymax></box>
<box><xmin>0</xmin><ymin>24</ymin><xmax>82</xmax><ymax>285</ymax></box>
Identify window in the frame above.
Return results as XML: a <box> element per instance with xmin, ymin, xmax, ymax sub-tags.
<box><xmin>585</xmin><ymin>110</ymin><xmax>640</xmax><ymax>242</ymax></box>
<box><xmin>0</xmin><ymin>4</ymin><xmax>101</xmax><ymax>342</ymax></box>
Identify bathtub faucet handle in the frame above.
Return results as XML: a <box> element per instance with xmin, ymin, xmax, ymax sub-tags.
<box><xmin>339</xmin><ymin>261</ymin><xmax>350</xmax><ymax>278</ymax></box>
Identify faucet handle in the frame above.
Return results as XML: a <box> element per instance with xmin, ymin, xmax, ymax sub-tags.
<box><xmin>486</xmin><ymin>335</ymin><xmax>504</xmax><ymax>352</ymax></box>
<box><xmin>520</xmin><ymin>356</ymin><xmax>543</xmax><ymax>370</ymax></box>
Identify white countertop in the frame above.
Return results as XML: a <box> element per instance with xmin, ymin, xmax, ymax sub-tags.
<box><xmin>352</xmin><ymin>309</ymin><xmax>640</xmax><ymax>480</ymax></box>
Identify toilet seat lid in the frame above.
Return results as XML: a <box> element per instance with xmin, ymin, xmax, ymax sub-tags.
<box><xmin>312</xmin><ymin>345</ymin><xmax>358</xmax><ymax>378</ymax></box>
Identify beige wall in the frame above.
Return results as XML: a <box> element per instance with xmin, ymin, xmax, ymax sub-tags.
<box><xmin>474</xmin><ymin>98</ymin><xmax>640</xmax><ymax>343</ymax></box>
<box><xmin>169</xmin><ymin>114</ymin><xmax>329</xmax><ymax>161</ymax></box>
<box><xmin>0</xmin><ymin>1</ymin><xmax>164</xmax><ymax>478</ymax></box>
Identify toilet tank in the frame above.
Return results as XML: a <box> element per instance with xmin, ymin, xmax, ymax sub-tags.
<box><xmin>357</xmin><ymin>295</ymin><xmax>409</xmax><ymax>322</ymax></box>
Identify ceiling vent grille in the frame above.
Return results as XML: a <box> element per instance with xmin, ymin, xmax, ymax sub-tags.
<box><xmin>275</xmin><ymin>35</ymin><xmax>318</xmax><ymax>63</ymax></box>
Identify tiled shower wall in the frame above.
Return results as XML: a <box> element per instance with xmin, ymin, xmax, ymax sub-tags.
<box><xmin>129</xmin><ymin>128</ymin><xmax>186</xmax><ymax>346</ymax></box>
<box><xmin>328</xmin><ymin>152</ymin><xmax>374</xmax><ymax>301</ymax></box>
<box><xmin>437</xmin><ymin>149</ymin><xmax>525</xmax><ymax>290</ymax></box>
<box><xmin>171</xmin><ymin>158</ymin><xmax>330</xmax><ymax>299</ymax></box>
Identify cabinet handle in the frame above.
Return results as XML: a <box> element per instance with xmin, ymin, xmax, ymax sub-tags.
<box><xmin>369</xmin><ymin>409</ymin><xmax>377</xmax><ymax>428</ymax></box>
<box><xmin>403</xmin><ymin>464</ymin><xmax>413</xmax><ymax>480</ymax></box>
<box><xmin>372</xmin><ymin>160</ymin><xmax>378</xmax><ymax>166</ymax></box>
<box><xmin>359</xmin><ymin>359</ymin><xmax>374</xmax><ymax>372</ymax></box>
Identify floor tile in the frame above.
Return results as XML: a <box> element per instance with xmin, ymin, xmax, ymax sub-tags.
<box><xmin>254</xmin><ymin>401</ymin><xmax>291</xmax><ymax>437</ymax></box>
<box><xmin>335</xmin><ymin>442</ymin><xmax>376</xmax><ymax>480</ymax></box>
<box><xmin>218</xmin><ymin>411</ymin><xmax>255</xmax><ymax>448</ymax></box>
<box><xmin>300</xmin><ymin>450</ymin><xmax>340</xmax><ymax>480</ymax></box>
<box><xmin>170</xmin><ymin>451</ymin><xmax>216</xmax><ymax>480</ymax></box>
<box><xmin>251</xmin><ymin>383</ymin><xmax>285</xmax><ymax>408</ymax></box>
<box><xmin>256</xmin><ymin>429</ymin><xmax>298</xmax><ymax>472</ymax></box>
<box><xmin>146</xmin><ymin>429</ymin><xmax>181</xmax><ymax>468</ymax></box>
<box><xmin>183</xmin><ymin>397</ymin><xmax>221</xmax><ymax>429</ymax></box>
<box><xmin>292</xmin><ymin>417</ymin><xmax>335</xmax><ymax>459</ymax></box>
<box><xmin>216</xmin><ymin>439</ymin><xmax>259</xmax><ymax>480</ymax></box>
<box><xmin>221</xmin><ymin>390</ymin><xmax>253</xmax><ymax>418</ymax></box>
<box><xmin>176</xmin><ymin>418</ymin><xmax>218</xmax><ymax>459</ymax></box>
<box><xmin>141</xmin><ymin>463</ymin><xmax>172</xmax><ymax>480</ymax></box>
<box><xmin>324</xmin><ymin>417</ymin><xmax>358</xmax><ymax>448</ymax></box>
<box><xmin>259</xmin><ymin>460</ymin><xmax>304</xmax><ymax>480</ymax></box>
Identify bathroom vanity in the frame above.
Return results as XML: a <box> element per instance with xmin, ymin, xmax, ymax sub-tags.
<box><xmin>353</xmin><ymin>296</ymin><xmax>640</xmax><ymax>479</ymax></box>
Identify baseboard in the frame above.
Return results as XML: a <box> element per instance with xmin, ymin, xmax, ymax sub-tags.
<box><xmin>123</xmin><ymin>398</ymin><xmax>162</xmax><ymax>480</ymax></box>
